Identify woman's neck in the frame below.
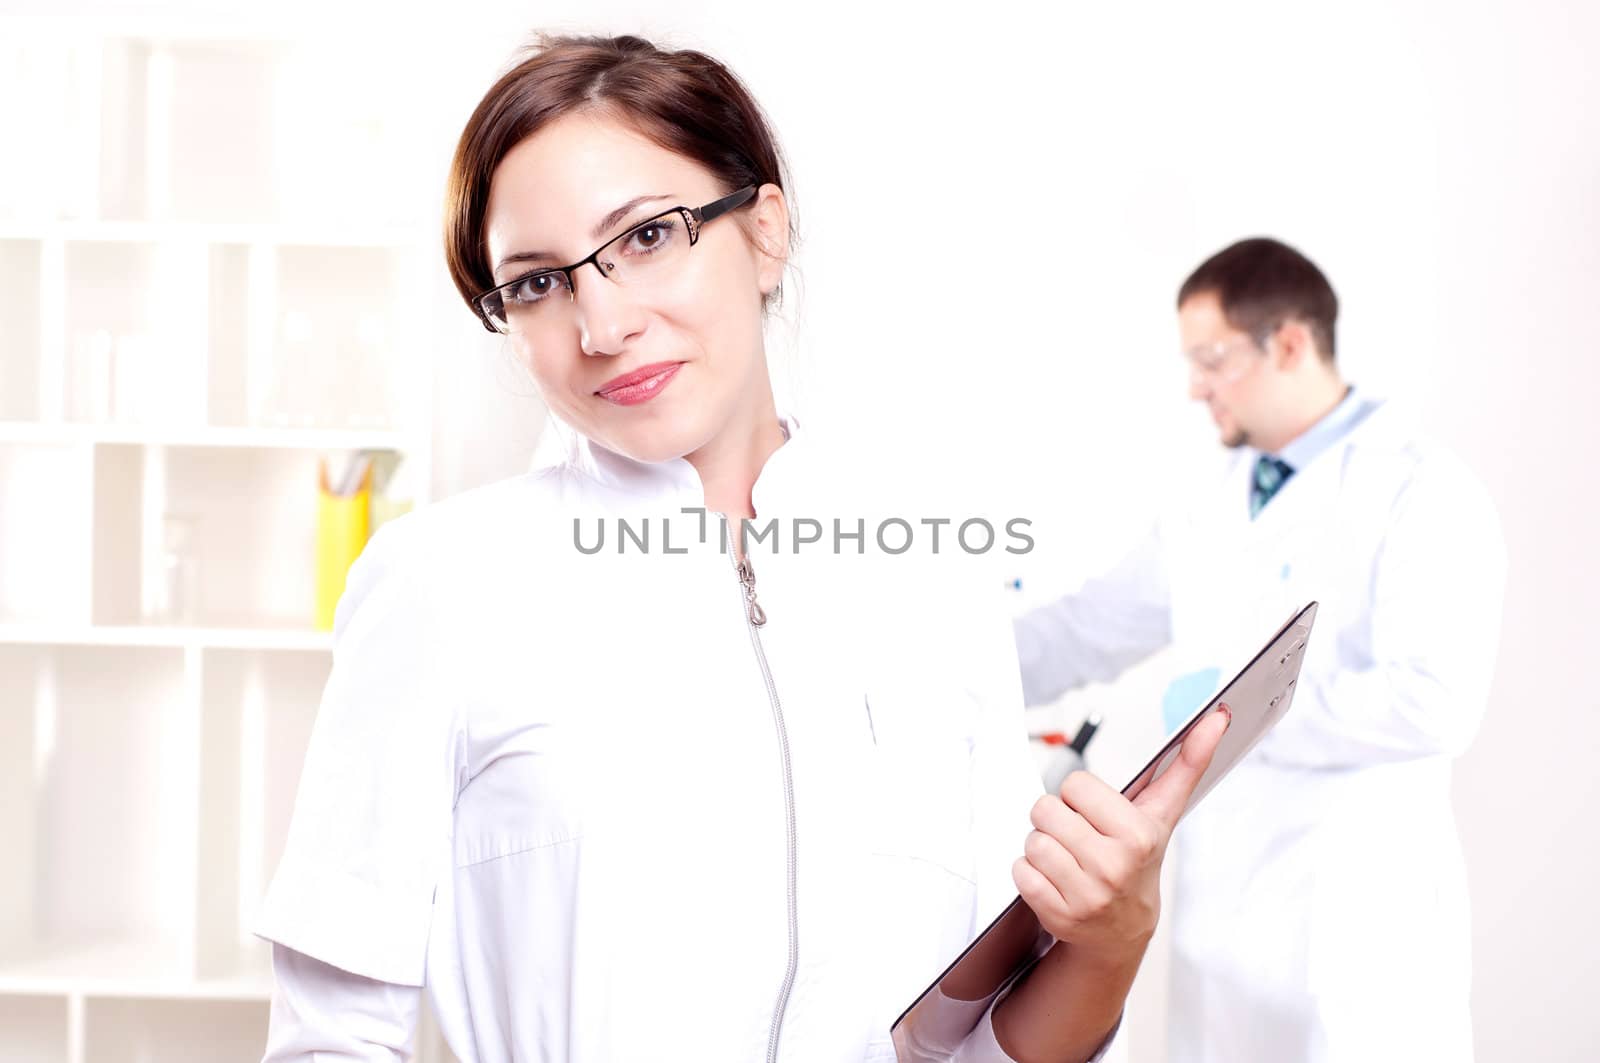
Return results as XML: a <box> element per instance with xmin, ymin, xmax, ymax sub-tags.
<box><xmin>685</xmin><ymin>401</ymin><xmax>786</xmax><ymax>523</ymax></box>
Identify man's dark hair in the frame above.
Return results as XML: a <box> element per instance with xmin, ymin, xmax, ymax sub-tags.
<box><xmin>1177</xmin><ymin>237</ymin><xmax>1338</xmax><ymax>361</ymax></box>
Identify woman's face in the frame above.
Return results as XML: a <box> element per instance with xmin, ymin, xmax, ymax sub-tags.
<box><xmin>483</xmin><ymin>111</ymin><xmax>787</xmax><ymax>464</ymax></box>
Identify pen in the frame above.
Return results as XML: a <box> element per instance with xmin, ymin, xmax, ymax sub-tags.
<box><xmin>1069</xmin><ymin>712</ymin><xmax>1102</xmax><ymax>754</ymax></box>
<box><xmin>1030</xmin><ymin>713</ymin><xmax>1103</xmax><ymax>753</ymax></box>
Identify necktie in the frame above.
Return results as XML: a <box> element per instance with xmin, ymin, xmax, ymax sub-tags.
<box><xmin>1250</xmin><ymin>455</ymin><xmax>1294</xmax><ymax>518</ymax></box>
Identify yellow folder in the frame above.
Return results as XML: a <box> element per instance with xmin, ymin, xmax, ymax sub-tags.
<box><xmin>315</xmin><ymin>459</ymin><xmax>373</xmax><ymax>631</ymax></box>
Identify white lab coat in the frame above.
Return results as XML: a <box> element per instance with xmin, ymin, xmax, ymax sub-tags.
<box><xmin>256</xmin><ymin>417</ymin><xmax>1114</xmax><ymax>1062</ymax></box>
<box><xmin>1013</xmin><ymin>398</ymin><xmax>1506</xmax><ymax>1063</ymax></box>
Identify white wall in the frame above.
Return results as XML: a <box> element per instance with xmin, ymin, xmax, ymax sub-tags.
<box><xmin>11</xmin><ymin>0</ymin><xmax>1596</xmax><ymax>1059</ymax></box>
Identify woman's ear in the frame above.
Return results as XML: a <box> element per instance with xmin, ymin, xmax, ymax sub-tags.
<box><xmin>749</xmin><ymin>182</ymin><xmax>791</xmax><ymax>295</ymax></box>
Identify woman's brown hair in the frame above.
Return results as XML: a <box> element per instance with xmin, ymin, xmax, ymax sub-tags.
<box><xmin>444</xmin><ymin>33</ymin><xmax>794</xmax><ymax>320</ymax></box>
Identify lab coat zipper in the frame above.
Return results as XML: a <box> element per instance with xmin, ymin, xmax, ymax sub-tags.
<box><xmin>729</xmin><ymin>543</ymin><xmax>799</xmax><ymax>1063</ymax></box>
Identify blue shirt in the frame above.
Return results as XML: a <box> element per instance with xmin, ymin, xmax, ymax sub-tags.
<box><xmin>1267</xmin><ymin>385</ymin><xmax>1379</xmax><ymax>473</ymax></box>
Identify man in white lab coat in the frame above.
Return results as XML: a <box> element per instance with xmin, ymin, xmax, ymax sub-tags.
<box><xmin>1013</xmin><ymin>238</ymin><xmax>1506</xmax><ymax>1062</ymax></box>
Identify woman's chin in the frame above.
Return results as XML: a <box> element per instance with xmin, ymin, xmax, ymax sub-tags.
<box><xmin>591</xmin><ymin>417</ymin><xmax>705</xmax><ymax>467</ymax></box>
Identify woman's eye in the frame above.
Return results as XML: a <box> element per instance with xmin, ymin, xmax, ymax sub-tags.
<box><xmin>626</xmin><ymin>219</ymin><xmax>678</xmax><ymax>254</ymax></box>
<box><xmin>510</xmin><ymin>272</ymin><xmax>562</xmax><ymax>303</ymax></box>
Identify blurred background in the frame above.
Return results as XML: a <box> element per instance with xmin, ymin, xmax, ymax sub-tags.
<box><xmin>0</xmin><ymin>1</ymin><xmax>1593</xmax><ymax>1060</ymax></box>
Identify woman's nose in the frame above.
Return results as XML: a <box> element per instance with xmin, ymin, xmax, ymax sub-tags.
<box><xmin>573</xmin><ymin>265</ymin><xmax>645</xmax><ymax>357</ymax></box>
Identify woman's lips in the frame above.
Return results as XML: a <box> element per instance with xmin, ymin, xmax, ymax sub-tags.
<box><xmin>595</xmin><ymin>361</ymin><xmax>685</xmax><ymax>406</ymax></box>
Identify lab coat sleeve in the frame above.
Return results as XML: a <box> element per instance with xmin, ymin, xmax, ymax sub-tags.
<box><xmin>898</xmin><ymin>978</ymin><xmax>1121</xmax><ymax>1062</ymax></box>
<box><xmin>1258</xmin><ymin>459</ymin><xmax>1507</xmax><ymax>769</ymax></box>
<box><xmin>955</xmin><ymin>995</ymin><xmax>1121</xmax><ymax>1063</ymax></box>
<box><xmin>1012</xmin><ymin>527</ymin><xmax>1172</xmax><ymax>707</ymax></box>
<box><xmin>253</xmin><ymin>515</ymin><xmax>462</xmax><ymax>990</ymax></box>
<box><xmin>261</xmin><ymin>943</ymin><xmax>418</xmax><ymax>1061</ymax></box>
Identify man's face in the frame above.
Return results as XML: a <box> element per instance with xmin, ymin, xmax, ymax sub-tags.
<box><xmin>1178</xmin><ymin>290</ymin><xmax>1271</xmax><ymax>449</ymax></box>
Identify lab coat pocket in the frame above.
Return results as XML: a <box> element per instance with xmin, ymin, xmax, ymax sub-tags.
<box><xmin>869</xmin><ymin>745</ymin><xmax>974</xmax><ymax>878</ymax></box>
<box><xmin>865</xmin><ymin>688</ymin><xmax>975</xmax><ymax>875</ymax></box>
<box><xmin>865</xmin><ymin>706</ymin><xmax>981</xmax><ymax>1022</ymax></box>
<box><xmin>1257</xmin><ymin>516</ymin><xmax>1347</xmax><ymax>618</ymax></box>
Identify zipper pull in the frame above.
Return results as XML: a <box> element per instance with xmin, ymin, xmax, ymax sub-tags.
<box><xmin>736</xmin><ymin>556</ymin><xmax>768</xmax><ymax>627</ymax></box>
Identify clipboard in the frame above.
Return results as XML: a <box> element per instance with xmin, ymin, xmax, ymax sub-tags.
<box><xmin>890</xmin><ymin>601</ymin><xmax>1319</xmax><ymax>1053</ymax></box>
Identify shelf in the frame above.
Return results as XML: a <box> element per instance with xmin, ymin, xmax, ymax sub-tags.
<box><xmin>2</xmin><ymin>230</ymin><xmax>422</xmax><ymax>434</ymax></box>
<box><xmin>84</xmin><ymin>995</ymin><xmax>269</xmax><ymax>1062</ymax></box>
<box><xmin>0</xmin><ymin>645</ymin><xmax>195</xmax><ymax>974</ymax></box>
<box><xmin>0</xmin><ymin>240</ymin><xmax>42</xmax><ymax>420</ymax></box>
<box><xmin>208</xmin><ymin>242</ymin><xmax>252</xmax><ymax>428</ymax></box>
<box><xmin>261</xmin><ymin>244</ymin><xmax>413</xmax><ymax>432</ymax></box>
<box><xmin>0</xmin><ymin>422</ymin><xmax>411</xmax><ymax>451</ymax></box>
<box><xmin>0</xmin><ymin>20</ymin><xmax>441</xmax><ymax>1055</ymax></box>
<box><xmin>0</xmin><ymin>443</ymin><xmax>93</xmax><ymax>625</ymax></box>
<box><xmin>0</xmin><ymin>937</ymin><xmax>271</xmax><ymax>1001</ymax></box>
<box><xmin>90</xmin><ymin>444</ymin><xmax>372</xmax><ymax>629</ymax></box>
<box><xmin>0</xmin><ymin>219</ymin><xmax>427</xmax><ymax>248</ymax></box>
<box><xmin>0</xmin><ymin>625</ymin><xmax>332</xmax><ymax>652</ymax></box>
<box><xmin>0</xmin><ymin>14</ymin><xmax>304</xmax><ymax>47</ymax></box>
<box><xmin>0</xmin><ymin>645</ymin><xmax>328</xmax><ymax>1006</ymax></box>
<box><xmin>67</xmin><ymin>37</ymin><xmax>282</xmax><ymax>226</ymax></box>
<box><xmin>0</xmin><ymin>30</ymin><xmax>428</xmax><ymax>231</ymax></box>
<box><xmin>0</xmin><ymin>993</ymin><xmax>67</xmax><ymax>1062</ymax></box>
<box><xmin>198</xmin><ymin>649</ymin><xmax>329</xmax><ymax>982</ymax></box>
<box><xmin>61</xmin><ymin>239</ymin><xmax>205</xmax><ymax>426</ymax></box>
<box><xmin>0</xmin><ymin>34</ymin><xmax>99</xmax><ymax>227</ymax></box>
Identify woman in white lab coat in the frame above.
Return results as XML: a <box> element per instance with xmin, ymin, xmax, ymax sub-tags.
<box><xmin>255</xmin><ymin>34</ymin><xmax>1228</xmax><ymax>1063</ymax></box>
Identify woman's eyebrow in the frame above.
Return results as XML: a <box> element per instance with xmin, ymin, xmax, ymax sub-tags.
<box><xmin>591</xmin><ymin>193</ymin><xmax>673</xmax><ymax>240</ymax></box>
<box><xmin>494</xmin><ymin>193</ymin><xmax>675</xmax><ymax>277</ymax></box>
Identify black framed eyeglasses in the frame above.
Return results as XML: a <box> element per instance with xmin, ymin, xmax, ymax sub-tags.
<box><xmin>474</xmin><ymin>185</ymin><xmax>759</xmax><ymax>335</ymax></box>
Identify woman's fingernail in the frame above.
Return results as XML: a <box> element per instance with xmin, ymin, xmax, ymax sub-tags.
<box><xmin>1216</xmin><ymin>703</ymin><xmax>1232</xmax><ymax>726</ymax></box>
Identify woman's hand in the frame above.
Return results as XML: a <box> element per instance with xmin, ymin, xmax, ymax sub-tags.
<box><xmin>1012</xmin><ymin>705</ymin><xmax>1231</xmax><ymax>959</ymax></box>
<box><xmin>992</xmin><ymin>706</ymin><xmax>1231</xmax><ymax>1063</ymax></box>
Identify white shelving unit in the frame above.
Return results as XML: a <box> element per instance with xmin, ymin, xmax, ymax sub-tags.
<box><xmin>0</xmin><ymin>18</ymin><xmax>451</xmax><ymax>1062</ymax></box>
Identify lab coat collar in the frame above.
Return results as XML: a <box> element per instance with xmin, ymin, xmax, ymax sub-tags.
<box><xmin>1253</xmin><ymin>392</ymin><xmax>1416</xmax><ymax>481</ymax></box>
<box><xmin>1339</xmin><ymin>397</ymin><xmax>1421</xmax><ymax>455</ymax></box>
<box><xmin>565</xmin><ymin>412</ymin><xmax>803</xmax><ymax>514</ymax></box>
<box><xmin>1269</xmin><ymin>386</ymin><xmax>1375</xmax><ymax>472</ymax></box>
<box><xmin>1238</xmin><ymin>395</ymin><xmax>1421</xmax><ymax>526</ymax></box>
